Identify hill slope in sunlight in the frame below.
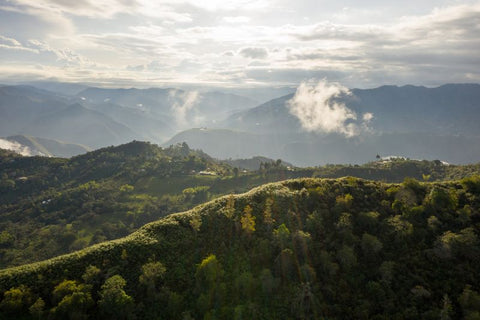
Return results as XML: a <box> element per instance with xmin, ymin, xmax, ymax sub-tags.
<box><xmin>2</xmin><ymin>140</ymin><xmax>480</xmax><ymax>269</ymax></box>
<box><xmin>0</xmin><ymin>177</ymin><xmax>479</xmax><ymax>319</ymax></box>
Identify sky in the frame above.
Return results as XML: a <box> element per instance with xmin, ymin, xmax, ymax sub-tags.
<box><xmin>0</xmin><ymin>0</ymin><xmax>479</xmax><ymax>88</ymax></box>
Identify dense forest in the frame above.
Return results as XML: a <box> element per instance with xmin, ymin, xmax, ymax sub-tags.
<box><xmin>1</xmin><ymin>142</ymin><xmax>480</xmax><ymax>268</ymax></box>
<box><xmin>0</xmin><ymin>176</ymin><xmax>479</xmax><ymax>319</ymax></box>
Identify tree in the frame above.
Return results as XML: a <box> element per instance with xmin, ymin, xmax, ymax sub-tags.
<box><xmin>190</xmin><ymin>215</ymin><xmax>202</xmax><ymax>233</ymax></box>
<box><xmin>195</xmin><ymin>255</ymin><xmax>226</xmax><ymax>315</ymax></box>
<box><xmin>29</xmin><ymin>298</ymin><xmax>45</xmax><ymax>320</ymax></box>
<box><xmin>224</xmin><ymin>194</ymin><xmax>235</xmax><ymax>219</ymax></box>
<box><xmin>291</xmin><ymin>282</ymin><xmax>319</xmax><ymax>319</ymax></box>
<box><xmin>263</xmin><ymin>197</ymin><xmax>275</xmax><ymax>225</ymax></box>
<box><xmin>336</xmin><ymin>245</ymin><xmax>357</xmax><ymax>270</ymax></box>
<box><xmin>458</xmin><ymin>285</ymin><xmax>480</xmax><ymax>320</ymax></box>
<box><xmin>241</xmin><ymin>205</ymin><xmax>256</xmax><ymax>234</ymax></box>
<box><xmin>361</xmin><ymin>233</ymin><xmax>383</xmax><ymax>254</ymax></box>
<box><xmin>233</xmin><ymin>167</ymin><xmax>239</xmax><ymax>178</ymax></box>
<box><xmin>273</xmin><ymin>224</ymin><xmax>291</xmax><ymax>249</ymax></box>
<box><xmin>50</xmin><ymin>280</ymin><xmax>93</xmax><ymax>320</ymax></box>
<box><xmin>98</xmin><ymin>275</ymin><xmax>134</xmax><ymax>320</ymax></box>
<box><xmin>0</xmin><ymin>285</ymin><xmax>34</xmax><ymax>315</ymax></box>
<box><xmin>440</xmin><ymin>294</ymin><xmax>453</xmax><ymax>320</ymax></box>
<box><xmin>139</xmin><ymin>261</ymin><xmax>166</xmax><ymax>297</ymax></box>
<box><xmin>82</xmin><ymin>265</ymin><xmax>102</xmax><ymax>286</ymax></box>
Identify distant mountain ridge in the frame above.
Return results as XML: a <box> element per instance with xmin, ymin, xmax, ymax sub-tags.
<box><xmin>2</xmin><ymin>135</ymin><xmax>90</xmax><ymax>157</ymax></box>
<box><xmin>0</xmin><ymin>84</ymin><xmax>259</xmax><ymax>149</ymax></box>
<box><xmin>2</xmin><ymin>82</ymin><xmax>480</xmax><ymax>165</ymax></box>
<box><xmin>77</xmin><ymin>87</ymin><xmax>259</xmax><ymax>129</ymax></box>
<box><xmin>0</xmin><ymin>86</ymin><xmax>138</xmax><ymax>148</ymax></box>
<box><xmin>173</xmin><ymin>83</ymin><xmax>480</xmax><ymax>165</ymax></box>
<box><xmin>224</xmin><ymin>83</ymin><xmax>480</xmax><ymax>136</ymax></box>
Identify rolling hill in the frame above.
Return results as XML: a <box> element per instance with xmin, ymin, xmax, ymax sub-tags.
<box><xmin>1</xmin><ymin>139</ymin><xmax>480</xmax><ymax>269</ymax></box>
<box><xmin>0</xmin><ymin>177</ymin><xmax>478</xmax><ymax>319</ymax></box>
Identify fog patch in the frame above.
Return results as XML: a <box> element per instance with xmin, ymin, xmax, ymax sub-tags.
<box><xmin>170</xmin><ymin>90</ymin><xmax>200</xmax><ymax>128</ymax></box>
<box><xmin>287</xmin><ymin>79</ymin><xmax>373</xmax><ymax>137</ymax></box>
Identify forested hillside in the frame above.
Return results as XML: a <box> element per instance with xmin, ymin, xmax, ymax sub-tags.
<box><xmin>0</xmin><ymin>177</ymin><xmax>479</xmax><ymax>319</ymax></box>
<box><xmin>1</xmin><ymin>142</ymin><xmax>480</xmax><ymax>269</ymax></box>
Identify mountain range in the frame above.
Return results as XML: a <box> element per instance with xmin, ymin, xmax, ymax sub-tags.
<box><xmin>1</xmin><ymin>82</ymin><xmax>479</xmax><ymax>165</ymax></box>
<box><xmin>168</xmin><ymin>84</ymin><xmax>480</xmax><ymax>165</ymax></box>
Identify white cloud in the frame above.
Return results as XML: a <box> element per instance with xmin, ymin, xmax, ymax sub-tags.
<box><xmin>287</xmin><ymin>79</ymin><xmax>373</xmax><ymax>137</ymax></box>
<box><xmin>0</xmin><ymin>35</ymin><xmax>21</xmax><ymax>46</ymax></box>
<box><xmin>8</xmin><ymin>0</ymin><xmax>133</xmax><ymax>19</ymax></box>
<box><xmin>1</xmin><ymin>1</ymin><xmax>479</xmax><ymax>87</ymax></box>
<box><xmin>0</xmin><ymin>35</ymin><xmax>39</xmax><ymax>53</ymax></box>
<box><xmin>6</xmin><ymin>0</ymin><xmax>269</xmax><ymax>20</ymax></box>
<box><xmin>179</xmin><ymin>0</ymin><xmax>272</xmax><ymax>11</ymax></box>
<box><xmin>363</xmin><ymin>112</ymin><xmax>373</xmax><ymax>122</ymax></box>
<box><xmin>239</xmin><ymin>47</ymin><xmax>268</xmax><ymax>59</ymax></box>
<box><xmin>27</xmin><ymin>39</ymin><xmax>92</xmax><ymax>65</ymax></box>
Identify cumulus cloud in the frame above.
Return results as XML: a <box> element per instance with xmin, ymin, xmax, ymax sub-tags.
<box><xmin>239</xmin><ymin>47</ymin><xmax>268</xmax><ymax>59</ymax></box>
<box><xmin>0</xmin><ymin>139</ymin><xmax>32</xmax><ymax>156</ymax></box>
<box><xmin>287</xmin><ymin>79</ymin><xmax>373</xmax><ymax>137</ymax></box>
<box><xmin>170</xmin><ymin>90</ymin><xmax>201</xmax><ymax>127</ymax></box>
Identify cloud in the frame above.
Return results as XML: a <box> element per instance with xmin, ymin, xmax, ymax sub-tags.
<box><xmin>363</xmin><ymin>112</ymin><xmax>373</xmax><ymax>122</ymax></box>
<box><xmin>222</xmin><ymin>16</ymin><xmax>251</xmax><ymax>23</ymax></box>
<box><xmin>5</xmin><ymin>0</ymin><xmax>268</xmax><ymax>20</ymax></box>
<box><xmin>0</xmin><ymin>35</ymin><xmax>21</xmax><ymax>46</ymax></box>
<box><xmin>27</xmin><ymin>39</ymin><xmax>91</xmax><ymax>65</ymax></box>
<box><xmin>170</xmin><ymin>90</ymin><xmax>201</xmax><ymax>127</ymax></box>
<box><xmin>180</xmin><ymin>0</ymin><xmax>271</xmax><ymax>11</ymax></box>
<box><xmin>239</xmin><ymin>47</ymin><xmax>268</xmax><ymax>59</ymax></box>
<box><xmin>8</xmin><ymin>0</ymin><xmax>134</xmax><ymax>19</ymax></box>
<box><xmin>1</xmin><ymin>2</ymin><xmax>479</xmax><ymax>87</ymax></box>
<box><xmin>0</xmin><ymin>139</ymin><xmax>32</xmax><ymax>156</ymax></box>
<box><xmin>0</xmin><ymin>35</ymin><xmax>39</xmax><ymax>53</ymax></box>
<box><xmin>287</xmin><ymin>79</ymin><xmax>373</xmax><ymax>137</ymax></box>
<box><xmin>292</xmin><ymin>22</ymin><xmax>387</xmax><ymax>42</ymax></box>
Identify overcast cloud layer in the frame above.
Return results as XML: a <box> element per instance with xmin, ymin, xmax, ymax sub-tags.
<box><xmin>0</xmin><ymin>0</ymin><xmax>479</xmax><ymax>88</ymax></box>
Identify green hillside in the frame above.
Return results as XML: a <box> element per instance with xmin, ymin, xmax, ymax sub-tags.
<box><xmin>0</xmin><ymin>177</ymin><xmax>479</xmax><ymax>319</ymax></box>
<box><xmin>1</xmin><ymin>141</ymin><xmax>480</xmax><ymax>269</ymax></box>
<box><xmin>0</xmin><ymin>141</ymin><xmax>235</xmax><ymax>267</ymax></box>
